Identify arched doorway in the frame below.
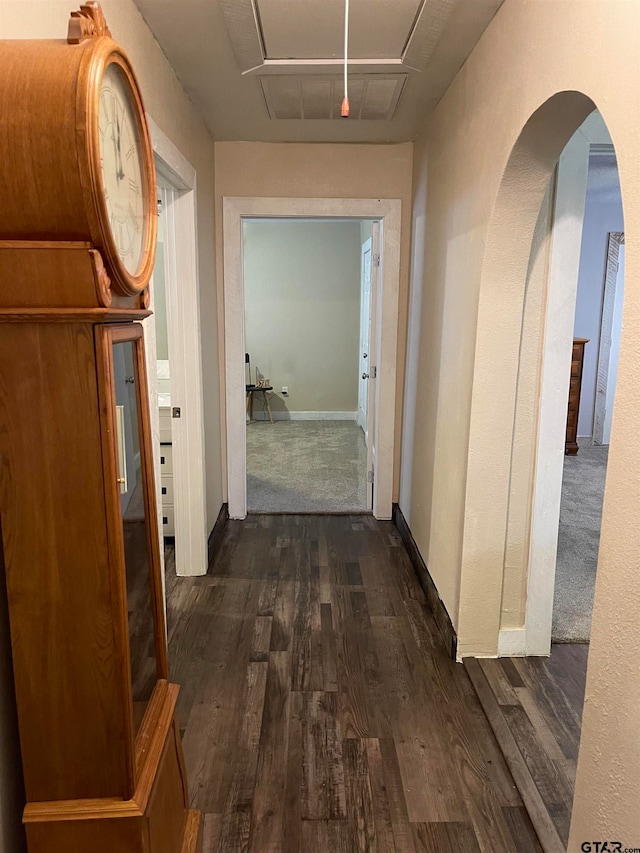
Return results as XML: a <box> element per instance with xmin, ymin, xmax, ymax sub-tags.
<box><xmin>458</xmin><ymin>90</ymin><xmax>638</xmax><ymax>847</ymax></box>
<box><xmin>457</xmin><ymin>91</ymin><xmax>596</xmax><ymax>657</ymax></box>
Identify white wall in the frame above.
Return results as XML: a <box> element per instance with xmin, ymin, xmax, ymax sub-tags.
<box><xmin>243</xmin><ymin>220</ymin><xmax>362</xmax><ymax>415</ymax></box>
<box><xmin>574</xmin><ymin>154</ymin><xmax>624</xmax><ymax>437</ymax></box>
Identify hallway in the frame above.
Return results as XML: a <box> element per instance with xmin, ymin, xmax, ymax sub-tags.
<box><xmin>165</xmin><ymin>515</ymin><xmax>542</xmax><ymax>852</ymax></box>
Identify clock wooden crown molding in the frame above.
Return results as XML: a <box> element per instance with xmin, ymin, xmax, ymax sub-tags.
<box><xmin>0</xmin><ymin>6</ymin><xmax>201</xmax><ymax>853</ymax></box>
<box><xmin>0</xmin><ymin>0</ymin><xmax>157</xmax><ymax>316</ymax></box>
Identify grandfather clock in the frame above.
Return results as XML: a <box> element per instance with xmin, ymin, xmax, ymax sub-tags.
<box><xmin>0</xmin><ymin>5</ymin><xmax>201</xmax><ymax>852</ymax></box>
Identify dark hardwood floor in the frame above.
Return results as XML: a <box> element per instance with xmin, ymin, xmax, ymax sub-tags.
<box><xmin>466</xmin><ymin>646</ymin><xmax>588</xmax><ymax>852</ymax></box>
<box><xmin>165</xmin><ymin>515</ymin><xmax>544</xmax><ymax>852</ymax></box>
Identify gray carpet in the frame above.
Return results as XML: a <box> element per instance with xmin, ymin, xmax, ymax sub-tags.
<box><xmin>553</xmin><ymin>445</ymin><xmax>608</xmax><ymax>643</ymax></box>
<box><xmin>246</xmin><ymin>420</ymin><xmax>367</xmax><ymax>513</ymax></box>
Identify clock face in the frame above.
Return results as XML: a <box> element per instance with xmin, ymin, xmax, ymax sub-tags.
<box><xmin>98</xmin><ymin>63</ymin><xmax>147</xmax><ymax>276</ymax></box>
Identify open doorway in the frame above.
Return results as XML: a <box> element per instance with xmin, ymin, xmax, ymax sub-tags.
<box><xmin>553</xmin><ymin>145</ymin><xmax>624</xmax><ymax>644</ymax></box>
<box><xmin>144</xmin><ymin>125</ymin><xmax>209</xmax><ymax>578</ymax></box>
<box><xmin>152</xmin><ymin>189</ymin><xmax>175</xmax><ymax>542</ymax></box>
<box><xmin>223</xmin><ymin>197</ymin><xmax>401</xmax><ymax>521</ymax></box>
<box><xmin>242</xmin><ymin>217</ymin><xmax>379</xmax><ymax>513</ymax></box>
<box><xmin>467</xmin><ymin>103</ymin><xmax>628</xmax><ymax>850</ymax></box>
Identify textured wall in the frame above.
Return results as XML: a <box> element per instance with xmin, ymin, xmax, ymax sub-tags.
<box><xmin>401</xmin><ymin>0</ymin><xmax>640</xmax><ymax>845</ymax></box>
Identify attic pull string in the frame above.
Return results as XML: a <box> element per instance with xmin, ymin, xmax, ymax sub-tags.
<box><xmin>341</xmin><ymin>0</ymin><xmax>350</xmax><ymax>117</ymax></box>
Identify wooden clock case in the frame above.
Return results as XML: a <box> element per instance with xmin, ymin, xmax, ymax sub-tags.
<box><xmin>0</xmin><ymin>5</ymin><xmax>201</xmax><ymax>852</ymax></box>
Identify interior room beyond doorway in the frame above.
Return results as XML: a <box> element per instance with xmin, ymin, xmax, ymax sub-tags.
<box><xmin>553</xmin><ymin>134</ymin><xmax>624</xmax><ymax>643</ymax></box>
<box><xmin>243</xmin><ymin>218</ymin><xmax>375</xmax><ymax>513</ymax></box>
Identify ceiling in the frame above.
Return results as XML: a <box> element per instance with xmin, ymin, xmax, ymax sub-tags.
<box><xmin>133</xmin><ymin>0</ymin><xmax>505</xmax><ymax>143</ymax></box>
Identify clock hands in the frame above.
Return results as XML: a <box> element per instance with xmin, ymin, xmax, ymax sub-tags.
<box><xmin>115</xmin><ymin>110</ymin><xmax>125</xmax><ymax>181</ymax></box>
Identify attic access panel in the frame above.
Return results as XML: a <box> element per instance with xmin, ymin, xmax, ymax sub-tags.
<box><xmin>260</xmin><ymin>74</ymin><xmax>407</xmax><ymax>120</ymax></box>
<box><xmin>256</xmin><ymin>0</ymin><xmax>423</xmax><ymax>60</ymax></box>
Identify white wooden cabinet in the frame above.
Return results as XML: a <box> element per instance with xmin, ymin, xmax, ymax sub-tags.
<box><xmin>159</xmin><ymin>406</ymin><xmax>174</xmax><ymax>537</ymax></box>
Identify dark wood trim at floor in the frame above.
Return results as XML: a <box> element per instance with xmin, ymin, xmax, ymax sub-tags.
<box><xmin>207</xmin><ymin>502</ymin><xmax>229</xmax><ymax>565</ymax></box>
<box><xmin>392</xmin><ymin>503</ymin><xmax>458</xmax><ymax>660</ymax></box>
<box><xmin>465</xmin><ymin>646</ymin><xmax>589</xmax><ymax>853</ymax></box>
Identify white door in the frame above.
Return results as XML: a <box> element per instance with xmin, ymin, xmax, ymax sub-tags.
<box><xmin>363</xmin><ymin>225</ymin><xmax>380</xmax><ymax>511</ymax></box>
<box><xmin>357</xmin><ymin>237</ymin><xmax>373</xmax><ymax>438</ymax></box>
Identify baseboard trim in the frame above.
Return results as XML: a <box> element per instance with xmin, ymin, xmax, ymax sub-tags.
<box><xmin>498</xmin><ymin>628</ymin><xmax>527</xmax><ymax>656</ymax></box>
<box><xmin>392</xmin><ymin>503</ymin><xmax>458</xmax><ymax>661</ymax></box>
<box><xmin>250</xmin><ymin>411</ymin><xmax>357</xmax><ymax>421</ymax></box>
<box><xmin>207</xmin><ymin>502</ymin><xmax>229</xmax><ymax>567</ymax></box>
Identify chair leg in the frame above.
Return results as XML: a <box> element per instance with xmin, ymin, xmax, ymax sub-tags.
<box><xmin>249</xmin><ymin>391</ymin><xmax>255</xmax><ymax>422</ymax></box>
<box><xmin>263</xmin><ymin>390</ymin><xmax>273</xmax><ymax>424</ymax></box>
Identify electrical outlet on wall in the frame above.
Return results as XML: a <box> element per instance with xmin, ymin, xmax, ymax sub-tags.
<box><xmin>282</xmin><ymin>386</ymin><xmax>288</xmax><ymax>396</ymax></box>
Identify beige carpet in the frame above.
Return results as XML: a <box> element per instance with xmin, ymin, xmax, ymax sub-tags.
<box><xmin>553</xmin><ymin>445</ymin><xmax>608</xmax><ymax>642</ymax></box>
<box><xmin>246</xmin><ymin>420</ymin><xmax>368</xmax><ymax>513</ymax></box>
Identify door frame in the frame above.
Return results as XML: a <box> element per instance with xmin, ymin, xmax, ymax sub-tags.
<box><xmin>512</xmin><ymin>150</ymin><xmax>588</xmax><ymax>657</ymax></box>
<box><xmin>516</xmin><ymin>135</ymin><xmax>617</xmax><ymax>656</ymax></box>
<box><xmin>147</xmin><ymin>116</ymin><xmax>208</xmax><ymax>577</ymax></box>
<box><xmin>357</xmin><ymin>236</ymin><xmax>373</xmax><ymax>436</ymax></box>
<box><xmin>593</xmin><ymin>231</ymin><xmax>625</xmax><ymax>445</ymax></box>
<box><xmin>222</xmin><ymin>197</ymin><xmax>402</xmax><ymax>520</ymax></box>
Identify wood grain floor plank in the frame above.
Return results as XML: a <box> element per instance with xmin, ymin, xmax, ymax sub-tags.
<box><xmin>412</xmin><ymin>821</ymin><xmax>482</xmax><ymax>853</ymax></box>
<box><xmin>500</xmin><ymin>657</ymin><xmax>526</xmax><ymax>688</ymax></box>
<box><xmin>480</xmin><ymin>658</ymin><xmax>520</xmax><ymax>706</ymax></box>
<box><xmin>309</xmin><ymin>567</ymin><xmax>324</xmax><ymax>693</ymax></box>
<box><xmin>514</xmin><ymin>656</ymin><xmax>582</xmax><ymax>761</ymax></box>
<box><xmin>248</xmin><ymin>651</ymin><xmax>292</xmax><ymax>852</ymax></box>
<box><xmin>270</xmin><ymin>580</ymin><xmax>295</xmax><ymax>652</ymax></box>
<box><xmin>395</xmin><ymin>735</ymin><xmax>468</xmax><ymax>824</ymax></box>
<box><xmin>544</xmin><ymin>644</ymin><xmax>588</xmax><ymax>718</ymax></box>
<box><xmin>301</xmin><ymin>691</ymin><xmax>347</xmax><ymax>820</ymax></box>
<box><xmin>514</xmin><ymin>686</ymin><xmax>572</xmax><ymax>767</ymax></box>
<box><xmin>501</xmin><ymin>705</ymin><xmax>573</xmax><ymax>811</ymax></box>
<box><xmin>455</xmin><ymin>684</ymin><xmax>522</xmax><ymax>809</ymax></box>
<box><xmin>300</xmin><ymin>819</ymin><xmax>351</xmax><ymax>853</ymax></box>
<box><xmin>364</xmin><ymin>738</ymin><xmax>397</xmax><ymax>853</ymax></box>
<box><xmin>257</xmin><ymin>578</ymin><xmax>279</xmax><ymax>617</ymax></box>
<box><xmin>342</xmin><ymin>738</ymin><xmax>377</xmax><ymax>852</ymax></box>
<box><xmin>250</xmin><ymin>616</ymin><xmax>273</xmax><ymax>662</ymax></box>
<box><xmin>346</xmin><ymin>559</ymin><xmax>364</xmax><ymax>586</ymax></box>
<box><xmin>200</xmin><ymin>814</ymin><xmax>222</xmax><ymax>853</ymax></box>
<box><xmin>234</xmin><ymin>661</ymin><xmax>269</xmax><ymax>805</ymax></box>
<box><xmin>164</xmin><ymin>517</ymin><xmax>556</xmax><ymax>853</ymax></box>
<box><xmin>502</xmin><ymin>806</ymin><xmax>545</xmax><ymax>853</ymax></box>
<box><xmin>321</xmin><ymin>602</ymin><xmax>338</xmax><ymax>692</ymax></box>
<box><xmin>332</xmin><ymin>583</ymin><xmax>371</xmax><ymax>738</ymax></box>
<box><xmin>217</xmin><ymin>805</ymin><xmax>251</xmax><ymax>853</ymax></box>
<box><xmin>377</xmin><ymin>738</ymin><xmax>416</xmax><ymax>853</ymax></box>
<box><xmin>291</xmin><ymin>577</ymin><xmax>312</xmax><ymax>691</ymax></box>
<box><xmin>464</xmin><ymin>658</ymin><xmax>566</xmax><ymax>853</ymax></box>
<box><xmin>282</xmin><ymin>692</ymin><xmax>303</xmax><ymax>853</ymax></box>
<box><xmin>182</xmin><ymin>613</ymin><xmax>256</xmax><ymax>814</ymax></box>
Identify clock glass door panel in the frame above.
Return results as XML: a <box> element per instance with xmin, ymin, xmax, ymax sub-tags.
<box><xmin>110</xmin><ymin>332</ymin><xmax>167</xmax><ymax>736</ymax></box>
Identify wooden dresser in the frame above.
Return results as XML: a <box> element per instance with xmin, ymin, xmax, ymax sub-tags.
<box><xmin>566</xmin><ymin>338</ymin><xmax>589</xmax><ymax>455</ymax></box>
